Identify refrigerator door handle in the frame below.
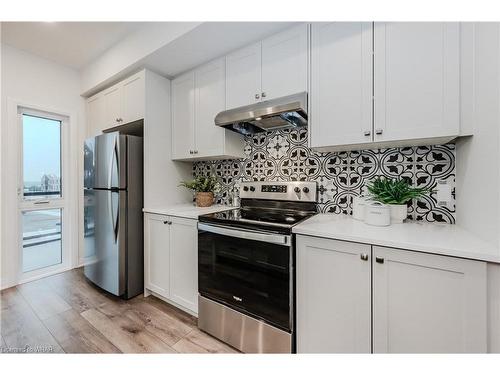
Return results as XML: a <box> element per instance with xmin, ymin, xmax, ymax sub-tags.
<box><xmin>108</xmin><ymin>191</ymin><xmax>119</xmax><ymax>243</ymax></box>
<box><xmin>108</xmin><ymin>135</ymin><xmax>119</xmax><ymax>189</ymax></box>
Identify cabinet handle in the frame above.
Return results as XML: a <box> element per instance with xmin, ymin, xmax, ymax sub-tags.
<box><xmin>261</xmin><ymin>92</ymin><xmax>267</xmax><ymax>98</ymax></box>
<box><xmin>360</xmin><ymin>253</ymin><xmax>369</xmax><ymax>261</ymax></box>
<box><xmin>364</xmin><ymin>130</ymin><xmax>371</xmax><ymax>136</ymax></box>
<box><xmin>163</xmin><ymin>220</ymin><xmax>169</xmax><ymax>224</ymax></box>
<box><xmin>189</xmin><ymin>150</ymin><xmax>193</xmax><ymax>155</ymax></box>
<box><xmin>375</xmin><ymin>257</ymin><xmax>384</xmax><ymax>264</ymax></box>
<box><xmin>375</xmin><ymin>129</ymin><xmax>383</xmax><ymax>135</ymax></box>
<box><xmin>255</xmin><ymin>93</ymin><xmax>260</xmax><ymax>100</ymax></box>
<box><xmin>116</xmin><ymin>118</ymin><xmax>120</xmax><ymax>122</ymax></box>
<box><xmin>194</xmin><ymin>150</ymin><xmax>198</xmax><ymax>154</ymax></box>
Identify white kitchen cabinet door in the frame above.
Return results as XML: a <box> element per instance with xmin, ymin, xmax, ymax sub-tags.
<box><xmin>121</xmin><ymin>71</ymin><xmax>145</xmax><ymax>124</ymax></box>
<box><xmin>103</xmin><ymin>84</ymin><xmax>123</xmax><ymax>128</ymax></box>
<box><xmin>310</xmin><ymin>22</ymin><xmax>373</xmax><ymax>149</ymax></box>
<box><xmin>373</xmin><ymin>246</ymin><xmax>487</xmax><ymax>353</ymax></box>
<box><xmin>373</xmin><ymin>22</ymin><xmax>460</xmax><ymax>142</ymax></box>
<box><xmin>144</xmin><ymin>214</ymin><xmax>171</xmax><ymax>297</ymax></box>
<box><xmin>261</xmin><ymin>24</ymin><xmax>308</xmax><ymax>101</ymax></box>
<box><xmin>225</xmin><ymin>43</ymin><xmax>262</xmax><ymax>109</ymax></box>
<box><xmin>194</xmin><ymin>58</ymin><xmax>226</xmax><ymax>158</ymax></box>
<box><xmin>86</xmin><ymin>93</ymin><xmax>105</xmax><ymax>136</ymax></box>
<box><xmin>169</xmin><ymin>217</ymin><xmax>198</xmax><ymax>314</ymax></box>
<box><xmin>296</xmin><ymin>236</ymin><xmax>371</xmax><ymax>353</ymax></box>
<box><xmin>171</xmin><ymin>71</ymin><xmax>196</xmax><ymax>160</ymax></box>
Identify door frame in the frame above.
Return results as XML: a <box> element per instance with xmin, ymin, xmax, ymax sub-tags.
<box><xmin>2</xmin><ymin>98</ymin><xmax>80</xmax><ymax>288</ymax></box>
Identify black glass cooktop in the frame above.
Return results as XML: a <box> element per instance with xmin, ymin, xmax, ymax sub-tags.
<box><xmin>199</xmin><ymin>201</ymin><xmax>317</xmax><ymax>234</ymax></box>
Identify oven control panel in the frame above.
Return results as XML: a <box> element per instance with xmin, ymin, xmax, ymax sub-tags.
<box><xmin>239</xmin><ymin>181</ymin><xmax>317</xmax><ymax>202</ymax></box>
<box><xmin>261</xmin><ymin>185</ymin><xmax>287</xmax><ymax>193</ymax></box>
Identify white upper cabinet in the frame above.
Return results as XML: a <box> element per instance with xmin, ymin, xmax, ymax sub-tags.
<box><xmin>373</xmin><ymin>246</ymin><xmax>487</xmax><ymax>353</ymax></box>
<box><xmin>310</xmin><ymin>22</ymin><xmax>462</xmax><ymax>151</ymax></box>
<box><xmin>297</xmin><ymin>236</ymin><xmax>371</xmax><ymax>353</ymax></box>
<box><xmin>225</xmin><ymin>43</ymin><xmax>262</xmax><ymax>109</ymax></box>
<box><xmin>225</xmin><ymin>24</ymin><xmax>309</xmax><ymax>109</ymax></box>
<box><xmin>261</xmin><ymin>24</ymin><xmax>308</xmax><ymax>101</ymax></box>
<box><xmin>171</xmin><ymin>58</ymin><xmax>244</xmax><ymax>161</ymax></box>
<box><xmin>86</xmin><ymin>92</ymin><xmax>105</xmax><ymax>137</ymax></box>
<box><xmin>103</xmin><ymin>84</ymin><xmax>123</xmax><ymax>127</ymax></box>
<box><xmin>87</xmin><ymin>70</ymin><xmax>146</xmax><ymax>133</ymax></box>
<box><xmin>310</xmin><ymin>22</ymin><xmax>373</xmax><ymax>149</ymax></box>
<box><xmin>171</xmin><ymin>71</ymin><xmax>196</xmax><ymax>160</ymax></box>
<box><xmin>194</xmin><ymin>59</ymin><xmax>226</xmax><ymax>158</ymax></box>
<box><xmin>373</xmin><ymin>22</ymin><xmax>460</xmax><ymax>142</ymax></box>
<box><xmin>122</xmin><ymin>72</ymin><xmax>146</xmax><ymax>124</ymax></box>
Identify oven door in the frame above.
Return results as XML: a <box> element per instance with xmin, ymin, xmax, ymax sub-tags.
<box><xmin>198</xmin><ymin>223</ymin><xmax>293</xmax><ymax>331</ymax></box>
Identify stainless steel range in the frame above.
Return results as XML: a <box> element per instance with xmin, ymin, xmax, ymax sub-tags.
<box><xmin>197</xmin><ymin>181</ymin><xmax>317</xmax><ymax>353</ymax></box>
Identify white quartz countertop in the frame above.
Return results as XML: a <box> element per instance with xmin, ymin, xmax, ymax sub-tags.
<box><xmin>293</xmin><ymin>214</ymin><xmax>500</xmax><ymax>263</ymax></box>
<box><xmin>143</xmin><ymin>204</ymin><xmax>235</xmax><ymax>219</ymax></box>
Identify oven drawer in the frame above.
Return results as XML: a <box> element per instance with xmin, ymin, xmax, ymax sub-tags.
<box><xmin>198</xmin><ymin>224</ymin><xmax>293</xmax><ymax>331</ymax></box>
<box><xmin>198</xmin><ymin>295</ymin><xmax>292</xmax><ymax>353</ymax></box>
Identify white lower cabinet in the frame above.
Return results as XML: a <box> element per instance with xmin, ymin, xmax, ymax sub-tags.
<box><xmin>372</xmin><ymin>246</ymin><xmax>487</xmax><ymax>353</ymax></box>
<box><xmin>296</xmin><ymin>235</ymin><xmax>488</xmax><ymax>353</ymax></box>
<box><xmin>169</xmin><ymin>217</ymin><xmax>198</xmax><ymax>313</ymax></box>
<box><xmin>144</xmin><ymin>214</ymin><xmax>171</xmax><ymax>297</ymax></box>
<box><xmin>296</xmin><ymin>236</ymin><xmax>371</xmax><ymax>353</ymax></box>
<box><xmin>144</xmin><ymin>213</ymin><xmax>198</xmax><ymax>315</ymax></box>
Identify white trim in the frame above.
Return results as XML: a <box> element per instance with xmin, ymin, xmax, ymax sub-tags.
<box><xmin>1</xmin><ymin>265</ymin><xmax>74</xmax><ymax>290</ymax></box>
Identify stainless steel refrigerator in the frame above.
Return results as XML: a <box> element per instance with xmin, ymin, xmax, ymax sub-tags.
<box><xmin>83</xmin><ymin>132</ymin><xmax>143</xmax><ymax>299</ymax></box>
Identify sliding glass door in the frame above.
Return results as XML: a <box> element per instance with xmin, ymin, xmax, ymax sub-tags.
<box><xmin>18</xmin><ymin>108</ymin><xmax>69</xmax><ymax>278</ymax></box>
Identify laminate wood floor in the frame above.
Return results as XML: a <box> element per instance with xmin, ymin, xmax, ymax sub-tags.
<box><xmin>0</xmin><ymin>268</ymin><xmax>238</xmax><ymax>354</ymax></box>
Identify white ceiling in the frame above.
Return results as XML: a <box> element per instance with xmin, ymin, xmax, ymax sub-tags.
<box><xmin>1</xmin><ymin>22</ymin><xmax>154</xmax><ymax>69</ymax></box>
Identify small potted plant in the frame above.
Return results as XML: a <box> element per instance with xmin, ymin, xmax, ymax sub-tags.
<box><xmin>366</xmin><ymin>177</ymin><xmax>429</xmax><ymax>224</ymax></box>
<box><xmin>179</xmin><ymin>176</ymin><xmax>220</xmax><ymax>207</ymax></box>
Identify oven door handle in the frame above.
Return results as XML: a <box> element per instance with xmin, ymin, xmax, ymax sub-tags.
<box><xmin>198</xmin><ymin>223</ymin><xmax>291</xmax><ymax>246</ymax></box>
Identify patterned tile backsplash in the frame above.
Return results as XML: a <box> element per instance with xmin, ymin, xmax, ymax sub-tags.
<box><xmin>193</xmin><ymin>128</ymin><xmax>456</xmax><ymax>223</ymax></box>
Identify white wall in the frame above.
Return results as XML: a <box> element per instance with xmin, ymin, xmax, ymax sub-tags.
<box><xmin>0</xmin><ymin>43</ymin><xmax>86</xmax><ymax>289</ymax></box>
<box><xmin>80</xmin><ymin>22</ymin><xmax>200</xmax><ymax>96</ymax></box>
<box><xmin>456</xmin><ymin>23</ymin><xmax>500</xmax><ymax>247</ymax></box>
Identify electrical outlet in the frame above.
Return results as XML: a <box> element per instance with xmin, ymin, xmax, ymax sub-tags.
<box><xmin>436</xmin><ymin>180</ymin><xmax>452</xmax><ymax>206</ymax></box>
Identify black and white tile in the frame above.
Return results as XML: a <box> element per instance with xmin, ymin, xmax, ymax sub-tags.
<box><xmin>193</xmin><ymin>128</ymin><xmax>456</xmax><ymax>223</ymax></box>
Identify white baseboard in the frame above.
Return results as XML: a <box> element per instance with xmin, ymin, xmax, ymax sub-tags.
<box><xmin>0</xmin><ymin>265</ymin><xmax>74</xmax><ymax>290</ymax></box>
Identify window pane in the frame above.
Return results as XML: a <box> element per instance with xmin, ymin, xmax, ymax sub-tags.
<box><xmin>22</xmin><ymin>209</ymin><xmax>62</xmax><ymax>272</ymax></box>
<box><xmin>23</xmin><ymin>114</ymin><xmax>61</xmax><ymax>199</ymax></box>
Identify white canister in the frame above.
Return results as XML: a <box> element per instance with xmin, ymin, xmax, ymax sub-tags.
<box><xmin>352</xmin><ymin>195</ymin><xmax>367</xmax><ymax>221</ymax></box>
<box><xmin>364</xmin><ymin>202</ymin><xmax>391</xmax><ymax>227</ymax></box>
<box><xmin>389</xmin><ymin>204</ymin><xmax>408</xmax><ymax>224</ymax></box>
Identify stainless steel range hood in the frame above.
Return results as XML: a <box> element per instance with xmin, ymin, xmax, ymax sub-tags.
<box><xmin>215</xmin><ymin>92</ymin><xmax>307</xmax><ymax>136</ymax></box>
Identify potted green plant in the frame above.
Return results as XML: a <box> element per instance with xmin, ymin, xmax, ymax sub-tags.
<box><xmin>366</xmin><ymin>177</ymin><xmax>429</xmax><ymax>224</ymax></box>
<box><xmin>179</xmin><ymin>176</ymin><xmax>220</xmax><ymax>207</ymax></box>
